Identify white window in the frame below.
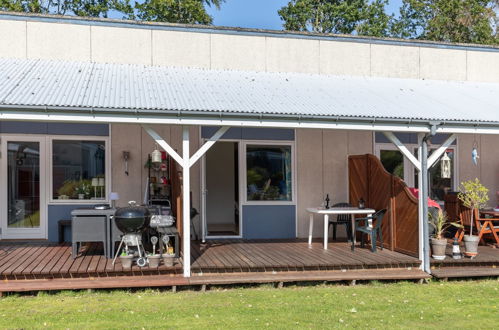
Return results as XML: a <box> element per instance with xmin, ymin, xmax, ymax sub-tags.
<box><xmin>242</xmin><ymin>141</ymin><xmax>295</xmax><ymax>204</ymax></box>
<box><xmin>49</xmin><ymin>136</ymin><xmax>110</xmax><ymax>203</ymax></box>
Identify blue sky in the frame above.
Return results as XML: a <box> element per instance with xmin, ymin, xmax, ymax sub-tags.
<box><xmin>207</xmin><ymin>0</ymin><xmax>403</xmax><ymax>30</ymax></box>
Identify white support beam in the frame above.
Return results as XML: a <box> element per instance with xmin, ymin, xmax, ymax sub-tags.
<box><xmin>142</xmin><ymin>125</ymin><xmax>184</xmax><ymax>166</ymax></box>
<box><xmin>417</xmin><ymin>133</ymin><xmax>424</xmax><ymax>269</ymax></box>
<box><xmin>427</xmin><ymin>134</ymin><xmax>457</xmax><ymax>168</ymax></box>
<box><xmin>383</xmin><ymin>132</ymin><xmax>421</xmax><ymax>171</ymax></box>
<box><xmin>189</xmin><ymin>126</ymin><xmax>229</xmax><ymax>167</ymax></box>
<box><xmin>182</xmin><ymin>126</ymin><xmax>191</xmax><ymax>277</ymax></box>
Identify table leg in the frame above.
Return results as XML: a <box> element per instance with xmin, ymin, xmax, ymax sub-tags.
<box><xmin>308</xmin><ymin>213</ymin><xmax>314</xmax><ymax>245</ymax></box>
<box><xmin>324</xmin><ymin>214</ymin><xmax>329</xmax><ymax>250</ymax></box>
<box><xmin>351</xmin><ymin>214</ymin><xmax>356</xmax><ymax>251</ymax></box>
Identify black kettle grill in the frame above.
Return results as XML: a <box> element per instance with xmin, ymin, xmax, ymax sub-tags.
<box><xmin>114</xmin><ymin>203</ymin><xmax>151</xmax><ymax>234</ymax></box>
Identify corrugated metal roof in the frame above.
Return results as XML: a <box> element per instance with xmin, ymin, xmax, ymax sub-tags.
<box><xmin>0</xmin><ymin>58</ymin><xmax>498</xmax><ymax>124</ymax></box>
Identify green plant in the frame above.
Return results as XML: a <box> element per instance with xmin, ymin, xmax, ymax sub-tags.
<box><xmin>428</xmin><ymin>209</ymin><xmax>461</xmax><ymax>239</ymax></box>
<box><xmin>75</xmin><ymin>182</ymin><xmax>91</xmax><ymax>196</ymax></box>
<box><xmin>458</xmin><ymin>178</ymin><xmax>489</xmax><ymax>236</ymax></box>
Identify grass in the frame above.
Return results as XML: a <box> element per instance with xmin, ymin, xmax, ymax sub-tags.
<box><xmin>0</xmin><ymin>280</ymin><xmax>498</xmax><ymax>329</ymax></box>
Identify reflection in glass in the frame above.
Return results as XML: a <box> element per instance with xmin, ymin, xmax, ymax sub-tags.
<box><xmin>246</xmin><ymin>145</ymin><xmax>292</xmax><ymax>201</ymax></box>
<box><xmin>8</xmin><ymin>142</ymin><xmax>40</xmax><ymax>228</ymax></box>
<box><xmin>52</xmin><ymin>140</ymin><xmax>106</xmax><ymax>200</ymax></box>
<box><xmin>380</xmin><ymin>150</ymin><xmax>404</xmax><ymax>179</ymax></box>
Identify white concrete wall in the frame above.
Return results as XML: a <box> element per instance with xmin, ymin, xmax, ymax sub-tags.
<box><xmin>2</xmin><ymin>17</ymin><xmax>499</xmax><ymax>83</ymax></box>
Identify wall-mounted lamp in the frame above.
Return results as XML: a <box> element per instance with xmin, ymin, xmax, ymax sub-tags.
<box><xmin>440</xmin><ymin>152</ymin><xmax>451</xmax><ymax>179</ymax></box>
<box><xmin>123</xmin><ymin>151</ymin><xmax>130</xmax><ymax>176</ymax></box>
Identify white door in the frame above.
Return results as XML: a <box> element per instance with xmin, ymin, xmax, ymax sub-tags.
<box><xmin>1</xmin><ymin>136</ymin><xmax>47</xmax><ymax>239</ymax></box>
<box><xmin>201</xmin><ymin>141</ymin><xmax>242</xmax><ymax>240</ymax></box>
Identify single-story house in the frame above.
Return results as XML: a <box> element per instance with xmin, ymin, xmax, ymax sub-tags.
<box><xmin>0</xmin><ymin>12</ymin><xmax>498</xmax><ymax>283</ymax></box>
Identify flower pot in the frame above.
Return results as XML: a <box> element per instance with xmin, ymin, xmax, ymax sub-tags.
<box><xmin>148</xmin><ymin>254</ymin><xmax>161</xmax><ymax>268</ymax></box>
<box><xmin>162</xmin><ymin>254</ymin><xmax>175</xmax><ymax>267</ymax></box>
<box><xmin>431</xmin><ymin>238</ymin><xmax>447</xmax><ymax>260</ymax></box>
<box><xmin>119</xmin><ymin>255</ymin><xmax>134</xmax><ymax>269</ymax></box>
<box><xmin>463</xmin><ymin>235</ymin><xmax>479</xmax><ymax>257</ymax></box>
<box><xmin>78</xmin><ymin>194</ymin><xmax>85</xmax><ymax>200</ymax></box>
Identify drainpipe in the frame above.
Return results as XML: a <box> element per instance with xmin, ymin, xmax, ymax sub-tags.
<box><xmin>421</xmin><ymin>124</ymin><xmax>437</xmax><ymax>274</ymax></box>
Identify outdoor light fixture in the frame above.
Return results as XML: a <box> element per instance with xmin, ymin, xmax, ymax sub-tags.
<box><xmin>151</xmin><ymin>144</ymin><xmax>162</xmax><ymax>163</ymax></box>
<box><xmin>440</xmin><ymin>152</ymin><xmax>451</xmax><ymax>179</ymax></box>
<box><xmin>109</xmin><ymin>192</ymin><xmax>120</xmax><ymax>209</ymax></box>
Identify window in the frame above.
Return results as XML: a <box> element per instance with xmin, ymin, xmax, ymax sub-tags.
<box><xmin>52</xmin><ymin>140</ymin><xmax>106</xmax><ymax>200</ymax></box>
<box><xmin>246</xmin><ymin>145</ymin><xmax>292</xmax><ymax>201</ymax></box>
<box><xmin>414</xmin><ymin>148</ymin><xmax>456</xmax><ymax>201</ymax></box>
<box><xmin>380</xmin><ymin>150</ymin><xmax>404</xmax><ymax>179</ymax></box>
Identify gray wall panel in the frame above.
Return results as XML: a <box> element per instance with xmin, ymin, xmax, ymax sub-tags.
<box><xmin>202</xmin><ymin>126</ymin><xmax>294</xmax><ymax>141</ymax></box>
<box><xmin>242</xmin><ymin>205</ymin><xmax>296</xmax><ymax>239</ymax></box>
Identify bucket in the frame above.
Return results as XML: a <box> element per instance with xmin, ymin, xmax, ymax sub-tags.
<box><xmin>148</xmin><ymin>254</ymin><xmax>161</xmax><ymax>268</ymax></box>
<box><xmin>119</xmin><ymin>255</ymin><xmax>134</xmax><ymax>269</ymax></box>
<box><xmin>431</xmin><ymin>238</ymin><xmax>447</xmax><ymax>260</ymax></box>
<box><xmin>463</xmin><ymin>235</ymin><xmax>479</xmax><ymax>257</ymax></box>
<box><xmin>162</xmin><ymin>254</ymin><xmax>175</xmax><ymax>267</ymax></box>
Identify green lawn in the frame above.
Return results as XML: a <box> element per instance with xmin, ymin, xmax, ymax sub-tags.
<box><xmin>0</xmin><ymin>280</ymin><xmax>497</xmax><ymax>329</ymax></box>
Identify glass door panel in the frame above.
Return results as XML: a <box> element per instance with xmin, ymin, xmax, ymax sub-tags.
<box><xmin>1</xmin><ymin>136</ymin><xmax>46</xmax><ymax>239</ymax></box>
<box><xmin>7</xmin><ymin>141</ymin><xmax>41</xmax><ymax>229</ymax></box>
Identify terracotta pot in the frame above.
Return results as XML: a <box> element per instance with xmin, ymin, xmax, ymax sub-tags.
<box><xmin>430</xmin><ymin>238</ymin><xmax>447</xmax><ymax>260</ymax></box>
<box><xmin>148</xmin><ymin>254</ymin><xmax>161</xmax><ymax>268</ymax></box>
<box><xmin>463</xmin><ymin>235</ymin><xmax>479</xmax><ymax>257</ymax></box>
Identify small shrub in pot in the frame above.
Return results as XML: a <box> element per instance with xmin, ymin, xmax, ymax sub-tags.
<box><xmin>458</xmin><ymin>178</ymin><xmax>489</xmax><ymax>257</ymax></box>
<box><xmin>428</xmin><ymin>209</ymin><xmax>461</xmax><ymax>260</ymax></box>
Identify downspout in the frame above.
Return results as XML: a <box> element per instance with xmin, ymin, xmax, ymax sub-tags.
<box><xmin>421</xmin><ymin>123</ymin><xmax>437</xmax><ymax>274</ymax></box>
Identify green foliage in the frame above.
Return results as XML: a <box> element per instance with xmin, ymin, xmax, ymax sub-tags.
<box><xmin>428</xmin><ymin>209</ymin><xmax>462</xmax><ymax>239</ymax></box>
<box><xmin>392</xmin><ymin>0</ymin><xmax>498</xmax><ymax>44</ymax></box>
<box><xmin>458</xmin><ymin>178</ymin><xmax>489</xmax><ymax>236</ymax></box>
<box><xmin>0</xmin><ymin>0</ymin><xmax>223</xmax><ymax>23</ymax></box>
<box><xmin>278</xmin><ymin>0</ymin><xmax>393</xmax><ymax>37</ymax></box>
<box><xmin>136</xmin><ymin>0</ymin><xmax>222</xmax><ymax>24</ymax></box>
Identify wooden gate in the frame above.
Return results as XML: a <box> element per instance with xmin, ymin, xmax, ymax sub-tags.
<box><xmin>349</xmin><ymin>154</ymin><xmax>419</xmax><ymax>257</ymax></box>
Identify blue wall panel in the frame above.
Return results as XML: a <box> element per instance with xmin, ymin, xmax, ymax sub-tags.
<box><xmin>47</xmin><ymin>204</ymin><xmax>98</xmax><ymax>242</ymax></box>
<box><xmin>0</xmin><ymin>121</ymin><xmax>109</xmax><ymax>136</ymax></box>
<box><xmin>242</xmin><ymin>205</ymin><xmax>296</xmax><ymax>239</ymax></box>
<box><xmin>202</xmin><ymin>127</ymin><xmax>294</xmax><ymax>141</ymax></box>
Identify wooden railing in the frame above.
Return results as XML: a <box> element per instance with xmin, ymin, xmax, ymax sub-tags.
<box><xmin>349</xmin><ymin>154</ymin><xmax>419</xmax><ymax>257</ymax></box>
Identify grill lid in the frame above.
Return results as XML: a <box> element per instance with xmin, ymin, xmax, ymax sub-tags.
<box><xmin>114</xmin><ymin>201</ymin><xmax>151</xmax><ymax>219</ymax></box>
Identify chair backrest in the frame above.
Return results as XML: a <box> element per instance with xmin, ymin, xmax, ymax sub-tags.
<box><xmin>458</xmin><ymin>202</ymin><xmax>473</xmax><ymax>227</ymax></box>
<box><xmin>332</xmin><ymin>202</ymin><xmax>351</xmax><ymax>222</ymax></box>
<box><xmin>372</xmin><ymin>209</ymin><xmax>387</xmax><ymax>230</ymax></box>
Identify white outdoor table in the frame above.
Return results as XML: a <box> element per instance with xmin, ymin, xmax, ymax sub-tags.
<box><xmin>306</xmin><ymin>207</ymin><xmax>376</xmax><ymax>250</ymax></box>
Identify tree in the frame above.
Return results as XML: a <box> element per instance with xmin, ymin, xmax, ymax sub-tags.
<box><xmin>392</xmin><ymin>0</ymin><xmax>498</xmax><ymax>44</ymax></box>
<box><xmin>0</xmin><ymin>0</ymin><xmax>223</xmax><ymax>23</ymax></box>
<box><xmin>278</xmin><ymin>0</ymin><xmax>393</xmax><ymax>37</ymax></box>
<box><xmin>136</xmin><ymin>0</ymin><xmax>222</xmax><ymax>24</ymax></box>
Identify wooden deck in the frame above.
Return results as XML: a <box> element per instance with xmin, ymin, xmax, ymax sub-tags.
<box><xmin>0</xmin><ymin>239</ymin><xmax>497</xmax><ymax>293</ymax></box>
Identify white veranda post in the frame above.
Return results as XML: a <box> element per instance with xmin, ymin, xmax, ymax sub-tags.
<box><xmin>143</xmin><ymin>125</ymin><xmax>229</xmax><ymax>277</ymax></box>
<box><xmin>382</xmin><ymin>131</ymin><xmax>456</xmax><ymax>273</ymax></box>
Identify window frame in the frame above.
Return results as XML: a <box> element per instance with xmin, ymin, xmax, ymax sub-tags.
<box><xmin>241</xmin><ymin>140</ymin><xmax>296</xmax><ymax>205</ymax></box>
<box><xmin>375</xmin><ymin>142</ymin><xmax>458</xmax><ymax>202</ymax></box>
<box><xmin>48</xmin><ymin>135</ymin><xmax>111</xmax><ymax>204</ymax></box>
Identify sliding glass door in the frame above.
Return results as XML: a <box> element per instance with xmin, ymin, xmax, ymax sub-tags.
<box><xmin>1</xmin><ymin>136</ymin><xmax>46</xmax><ymax>239</ymax></box>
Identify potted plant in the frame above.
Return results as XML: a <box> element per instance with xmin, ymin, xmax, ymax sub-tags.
<box><xmin>75</xmin><ymin>182</ymin><xmax>90</xmax><ymax>199</ymax></box>
<box><xmin>428</xmin><ymin>209</ymin><xmax>461</xmax><ymax>260</ymax></box>
<box><xmin>119</xmin><ymin>251</ymin><xmax>134</xmax><ymax>269</ymax></box>
<box><xmin>458</xmin><ymin>178</ymin><xmax>489</xmax><ymax>257</ymax></box>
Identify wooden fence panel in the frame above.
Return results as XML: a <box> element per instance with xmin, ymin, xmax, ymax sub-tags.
<box><xmin>349</xmin><ymin>154</ymin><xmax>419</xmax><ymax>257</ymax></box>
